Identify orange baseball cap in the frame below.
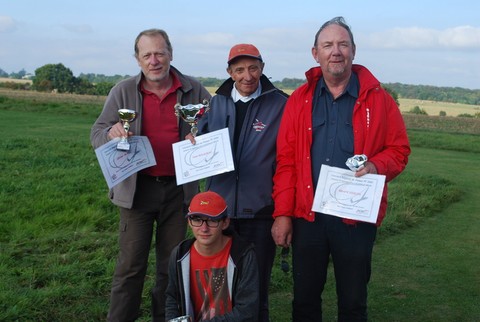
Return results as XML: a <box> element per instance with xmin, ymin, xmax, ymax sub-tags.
<box><xmin>227</xmin><ymin>43</ymin><xmax>263</xmax><ymax>64</ymax></box>
<box><xmin>187</xmin><ymin>191</ymin><xmax>228</xmax><ymax>219</ymax></box>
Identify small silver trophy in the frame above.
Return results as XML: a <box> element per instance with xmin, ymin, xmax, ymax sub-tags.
<box><xmin>117</xmin><ymin>108</ymin><xmax>137</xmax><ymax>151</ymax></box>
<box><xmin>168</xmin><ymin>315</ymin><xmax>192</xmax><ymax>322</ymax></box>
<box><xmin>174</xmin><ymin>100</ymin><xmax>210</xmax><ymax>137</ymax></box>
<box><xmin>346</xmin><ymin>154</ymin><xmax>368</xmax><ymax>172</ymax></box>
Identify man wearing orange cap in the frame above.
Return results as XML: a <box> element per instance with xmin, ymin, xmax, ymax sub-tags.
<box><xmin>165</xmin><ymin>191</ymin><xmax>259</xmax><ymax>321</ymax></box>
<box><xmin>189</xmin><ymin>43</ymin><xmax>288</xmax><ymax>321</ymax></box>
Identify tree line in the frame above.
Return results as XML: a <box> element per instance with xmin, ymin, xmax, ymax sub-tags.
<box><xmin>1</xmin><ymin>64</ymin><xmax>479</xmax><ymax>105</ymax></box>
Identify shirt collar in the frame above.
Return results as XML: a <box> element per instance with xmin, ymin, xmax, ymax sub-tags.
<box><xmin>231</xmin><ymin>82</ymin><xmax>262</xmax><ymax>102</ymax></box>
<box><xmin>319</xmin><ymin>72</ymin><xmax>359</xmax><ymax>99</ymax></box>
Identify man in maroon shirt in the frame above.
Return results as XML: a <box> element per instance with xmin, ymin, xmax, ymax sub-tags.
<box><xmin>91</xmin><ymin>29</ymin><xmax>210</xmax><ymax>322</ymax></box>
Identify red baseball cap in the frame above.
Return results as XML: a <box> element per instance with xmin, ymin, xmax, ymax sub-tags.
<box><xmin>227</xmin><ymin>43</ymin><xmax>263</xmax><ymax>64</ymax></box>
<box><xmin>187</xmin><ymin>191</ymin><xmax>228</xmax><ymax>219</ymax></box>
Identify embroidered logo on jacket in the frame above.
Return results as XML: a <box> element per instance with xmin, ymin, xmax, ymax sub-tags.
<box><xmin>252</xmin><ymin>119</ymin><xmax>266</xmax><ymax>132</ymax></box>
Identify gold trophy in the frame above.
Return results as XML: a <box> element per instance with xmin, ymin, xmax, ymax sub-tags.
<box><xmin>174</xmin><ymin>100</ymin><xmax>210</xmax><ymax>137</ymax></box>
<box><xmin>117</xmin><ymin>108</ymin><xmax>137</xmax><ymax>151</ymax></box>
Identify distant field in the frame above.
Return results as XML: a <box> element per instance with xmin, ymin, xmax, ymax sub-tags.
<box><xmin>1</xmin><ymin>87</ymin><xmax>479</xmax><ymax>117</ymax></box>
<box><xmin>0</xmin><ymin>77</ymin><xmax>32</xmax><ymax>84</ymax></box>
<box><xmin>399</xmin><ymin>98</ymin><xmax>479</xmax><ymax>117</ymax></box>
<box><xmin>0</xmin><ymin>88</ymin><xmax>105</xmax><ymax>105</ymax></box>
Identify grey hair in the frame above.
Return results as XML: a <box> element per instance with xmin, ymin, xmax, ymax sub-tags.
<box><xmin>134</xmin><ymin>28</ymin><xmax>173</xmax><ymax>57</ymax></box>
<box><xmin>313</xmin><ymin>16</ymin><xmax>355</xmax><ymax>47</ymax></box>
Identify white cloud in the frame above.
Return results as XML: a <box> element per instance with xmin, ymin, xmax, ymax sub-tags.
<box><xmin>364</xmin><ymin>25</ymin><xmax>480</xmax><ymax>49</ymax></box>
<box><xmin>0</xmin><ymin>16</ymin><xmax>16</xmax><ymax>33</ymax></box>
<box><xmin>439</xmin><ymin>25</ymin><xmax>480</xmax><ymax>48</ymax></box>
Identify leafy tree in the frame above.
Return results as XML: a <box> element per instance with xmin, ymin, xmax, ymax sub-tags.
<box><xmin>384</xmin><ymin>82</ymin><xmax>480</xmax><ymax>105</ymax></box>
<box><xmin>33</xmin><ymin>63</ymin><xmax>75</xmax><ymax>93</ymax></box>
<box><xmin>382</xmin><ymin>85</ymin><xmax>400</xmax><ymax>106</ymax></box>
<box><xmin>78</xmin><ymin>73</ymin><xmax>129</xmax><ymax>85</ymax></box>
<box><xmin>94</xmin><ymin>82</ymin><xmax>115</xmax><ymax>96</ymax></box>
<box><xmin>72</xmin><ymin>77</ymin><xmax>95</xmax><ymax>95</ymax></box>
<box><xmin>6</xmin><ymin>68</ymin><xmax>28</xmax><ymax>79</ymax></box>
<box><xmin>0</xmin><ymin>68</ymin><xmax>8</xmax><ymax>77</ymax></box>
<box><xmin>409</xmin><ymin>106</ymin><xmax>428</xmax><ymax>115</ymax></box>
<box><xmin>439</xmin><ymin>111</ymin><xmax>447</xmax><ymax>117</ymax></box>
<box><xmin>272</xmin><ymin>78</ymin><xmax>305</xmax><ymax>90</ymax></box>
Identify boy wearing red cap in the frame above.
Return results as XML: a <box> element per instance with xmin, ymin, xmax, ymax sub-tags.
<box><xmin>165</xmin><ymin>191</ymin><xmax>259</xmax><ymax>322</ymax></box>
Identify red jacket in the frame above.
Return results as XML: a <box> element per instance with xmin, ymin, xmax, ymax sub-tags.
<box><xmin>272</xmin><ymin>65</ymin><xmax>410</xmax><ymax>226</ymax></box>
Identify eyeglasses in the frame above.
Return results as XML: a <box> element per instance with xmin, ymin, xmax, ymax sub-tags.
<box><xmin>188</xmin><ymin>216</ymin><xmax>222</xmax><ymax>228</ymax></box>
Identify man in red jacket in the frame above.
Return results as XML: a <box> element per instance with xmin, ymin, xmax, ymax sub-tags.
<box><xmin>271</xmin><ymin>17</ymin><xmax>410</xmax><ymax>321</ymax></box>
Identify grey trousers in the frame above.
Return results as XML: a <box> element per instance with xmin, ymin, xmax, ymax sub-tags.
<box><xmin>107</xmin><ymin>175</ymin><xmax>187</xmax><ymax>322</ymax></box>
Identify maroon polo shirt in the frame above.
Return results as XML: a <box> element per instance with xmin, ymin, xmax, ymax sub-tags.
<box><xmin>141</xmin><ymin>72</ymin><xmax>181</xmax><ymax>176</ymax></box>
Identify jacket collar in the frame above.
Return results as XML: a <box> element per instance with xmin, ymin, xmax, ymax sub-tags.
<box><xmin>305</xmin><ymin>64</ymin><xmax>380</xmax><ymax>97</ymax></box>
<box><xmin>215</xmin><ymin>74</ymin><xmax>277</xmax><ymax>97</ymax></box>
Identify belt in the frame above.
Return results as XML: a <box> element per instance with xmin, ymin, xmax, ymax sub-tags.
<box><xmin>141</xmin><ymin>174</ymin><xmax>176</xmax><ymax>184</ymax></box>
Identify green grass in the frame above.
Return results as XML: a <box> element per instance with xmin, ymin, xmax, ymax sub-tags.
<box><xmin>1</xmin><ymin>93</ymin><xmax>479</xmax><ymax>321</ymax></box>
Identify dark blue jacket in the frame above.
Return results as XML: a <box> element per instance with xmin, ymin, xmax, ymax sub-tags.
<box><xmin>197</xmin><ymin>75</ymin><xmax>288</xmax><ymax>219</ymax></box>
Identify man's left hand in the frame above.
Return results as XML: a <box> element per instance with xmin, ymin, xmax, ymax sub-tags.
<box><xmin>354</xmin><ymin>161</ymin><xmax>377</xmax><ymax>177</ymax></box>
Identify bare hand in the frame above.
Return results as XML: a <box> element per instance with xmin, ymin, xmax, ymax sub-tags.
<box><xmin>271</xmin><ymin>216</ymin><xmax>293</xmax><ymax>248</ymax></box>
<box><xmin>354</xmin><ymin>161</ymin><xmax>377</xmax><ymax>177</ymax></box>
<box><xmin>185</xmin><ymin>133</ymin><xmax>196</xmax><ymax>144</ymax></box>
<box><xmin>108</xmin><ymin>122</ymin><xmax>131</xmax><ymax>140</ymax></box>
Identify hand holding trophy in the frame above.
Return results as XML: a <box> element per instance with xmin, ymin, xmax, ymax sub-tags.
<box><xmin>174</xmin><ymin>99</ymin><xmax>210</xmax><ymax>137</ymax></box>
<box><xmin>117</xmin><ymin>108</ymin><xmax>137</xmax><ymax>151</ymax></box>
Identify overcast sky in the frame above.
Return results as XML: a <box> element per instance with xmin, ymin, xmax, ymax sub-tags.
<box><xmin>2</xmin><ymin>0</ymin><xmax>479</xmax><ymax>89</ymax></box>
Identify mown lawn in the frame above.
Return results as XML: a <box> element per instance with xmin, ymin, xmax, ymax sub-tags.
<box><xmin>1</xmin><ymin>91</ymin><xmax>478</xmax><ymax>321</ymax></box>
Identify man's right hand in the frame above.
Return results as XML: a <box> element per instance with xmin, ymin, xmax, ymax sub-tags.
<box><xmin>108</xmin><ymin>122</ymin><xmax>130</xmax><ymax>140</ymax></box>
<box><xmin>271</xmin><ymin>216</ymin><xmax>293</xmax><ymax>248</ymax></box>
<box><xmin>185</xmin><ymin>133</ymin><xmax>196</xmax><ymax>144</ymax></box>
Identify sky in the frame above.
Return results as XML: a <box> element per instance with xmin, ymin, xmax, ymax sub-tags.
<box><xmin>1</xmin><ymin>0</ymin><xmax>480</xmax><ymax>90</ymax></box>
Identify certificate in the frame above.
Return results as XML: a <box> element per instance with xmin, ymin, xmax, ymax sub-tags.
<box><xmin>312</xmin><ymin>165</ymin><xmax>386</xmax><ymax>223</ymax></box>
<box><xmin>172</xmin><ymin>128</ymin><xmax>235</xmax><ymax>185</ymax></box>
<box><xmin>95</xmin><ymin>136</ymin><xmax>156</xmax><ymax>189</ymax></box>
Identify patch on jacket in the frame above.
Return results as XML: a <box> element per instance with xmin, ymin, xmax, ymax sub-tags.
<box><xmin>252</xmin><ymin>119</ymin><xmax>266</xmax><ymax>132</ymax></box>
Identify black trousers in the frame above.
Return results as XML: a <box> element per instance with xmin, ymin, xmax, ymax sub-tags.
<box><xmin>231</xmin><ymin>218</ymin><xmax>276</xmax><ymax>322</ymax></box>
<box><xmin>292</xmin><ymin>215</ymin><xmax>377</xmax><ymax>322</ymax></box>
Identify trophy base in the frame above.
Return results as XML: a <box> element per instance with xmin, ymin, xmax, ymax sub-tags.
<box><xmin>168</xmin><ymin>316</ymin><xmax>192</xmax><ymax>322</ymax></box>
<box><xmin>117</xmin><ymin>141</ymin><xmax>131</xmax><ymax>151</ymax></box>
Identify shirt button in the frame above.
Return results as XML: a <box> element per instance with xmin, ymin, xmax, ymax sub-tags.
<box><xmin>326</xmin><ymin>158</ymin><xmax>330</xmax><ymax>162</ymax></box>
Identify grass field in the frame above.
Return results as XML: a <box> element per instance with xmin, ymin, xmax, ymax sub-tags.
<box><xmin>0</xmin><ymin>89</ymin><xmax>479</xmax><ymax>321</ymax></box>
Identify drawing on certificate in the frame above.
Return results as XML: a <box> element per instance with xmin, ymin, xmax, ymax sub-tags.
<box><xmin>312</xmin><ymin>164</ymin><xmax>385</xmax><ymax>223</ymax></box>
<box><xmin>172</xmin><ymin>128</ymin><xmax>235</xmax><ymax>185</ymax></box>
<box><xmin>95</xmin><ymin>136</ymin><xmax>156</xmax><ymax>189</ymax></box>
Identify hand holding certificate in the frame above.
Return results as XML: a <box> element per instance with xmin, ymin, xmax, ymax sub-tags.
<box><xmin>172</xmin><ymin>128</ymin><xmax>235</xmax><ymax>185</ymax></box>
<box><xmin>312</xmin><ymin>165</ymin><xmax>386</xmax><ymax>223</ymax></box>
<box><xmin>95</xmin><ymin>136</ymin><xmax>156</xmax><ymax>189</ymax></box>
